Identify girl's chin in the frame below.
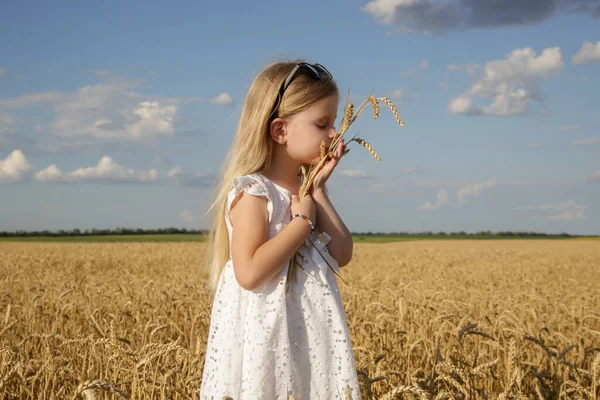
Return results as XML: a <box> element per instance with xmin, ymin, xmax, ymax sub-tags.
<box><xmin>298</xmin><ymin>157</ymin><xmax>321</xmax><ymax>166</ymax></box>
<box><xmin>297</xmin><ymin>152</ymin><xmax>324</xmax><ymax>166</ymax></box>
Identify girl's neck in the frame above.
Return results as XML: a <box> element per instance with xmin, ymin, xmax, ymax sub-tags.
<box><xmin>262</xmin><ymin>150</ymin><xmax>301</xmax><ymax>195</ymax></box>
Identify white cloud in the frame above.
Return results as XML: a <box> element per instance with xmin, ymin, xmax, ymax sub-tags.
<box><xmin>448</xmin><ymin>96</ymin><xmax>480</xmax><ymax>115</ymax></box>
<box><xmin>515</xmin><ymin>200</ymin><xmax>586</xmax><ymax>220</ymax></box>
<box><xmin>0</xmin><ymin>150</ymin><xmax>34</xmax><ymax>183</ymax></box>
<box><xmin>418</xmin><ymin>177</ymin><xmax>496</xmax><ymax>209</ymax></box>
<box><xmin>438</xmin><ymin>81</ymin><xmax>449</xmax><ymax>90</ymax></box>
<box><xmin>180</xmin><ymin>210</ymin><xmax>195</xmax><ymax>223</ymax></box>
<box><xmin>361</xmin><ymin>0</ymin><xmax>599</xmax><ymax>34</ymax></box>
<box><xmin>50</xmin><ymin>83</ymin><xmax>179</xmax><ymax>140</ymax></box>
<box><xmin>420</xmin><ymin>59</ymin><xmax>429</xmax><ymax>69</ymax></box>
<box><xmin>572</xmin><ymin>138</ymin><xmax>600</xmax><ymax>145</ymax></box>
<box><xmin>130</xmin><ymin>101</ymin><xmax>177</xmax><ymax>138</ymax></box>
<box><xmin>34</xmin><ymin>164</ymin><xmax>63</xmax><ymax>183</ymax></box>
<box><xmin>448</xmin><ymin>47</ymin><xmax>563</xmax><ymax>116</ymax></box>
<box><xmin>389</xmin><ymin>88</ymin><xmax>404</xmax><ymax>99</ymax></box>
<box><xmin>418</xmin><ymin>188</ymin><xmax>449</xmax><ymax>210</ymax></box>
<box><xmin>548</xmin><ymin>210</ymin><xmax>585</xmax><ymax>221</ymax></box>
<box><xmin>167</xmin><ymin>166</ymin><xmax>183</xmax><ymax>178</ymax></box>
<box><xmin>210</xmin><ymin>93</ymin><xmax>234</xmax><ymax>105</ymax></box>
<box><xmin>32</xmin><ymin>160</ymin><xmax>214</xmax><ymax>187</ymax></box>
<box><xmin>515</xmin><ymin>200</ymin><xmax>586</xmax><ymax>211</ymax></box>
<box><xmin>35</xmin><ymin>156</ymin><xmax>158</xmax><ymax>184</ymax></box>
<box><xmin>342</xmin><ymin>169</ymin><xmax>368</xmax><ymax>179</ymax></box>
<box><xmin>585</xmin><ymin>170</ymin><xmax>600</xmax><ymax>183</ymax></box>
<box><xmin>361</xmin><ymin>0</ymin><xmax>407</xmax><ymax>25</ymax></box>
<box><xmin>560</xmin><ymin>124</ymin><xmax>581</xmax><ymax>131</ymax></box>
<box><xmin>0</xmin><ymin>76</ymin><xmax>191</xmax><ymax>150</ymax></box>
<box><xmin>456</xmin><ymin>177</ymin><xmax>496</xmax><ymax>204</ymax></box>
<box><xmin>572</xmin><ymin>41</ymin><xmax>600</xmax><ymax>64</ymax></box>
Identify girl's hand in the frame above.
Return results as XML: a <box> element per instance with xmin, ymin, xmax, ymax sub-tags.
<box><xmin>312</xmin><ymin>139</ymin><xmax>345</xmax><ymax>192</ymax></box>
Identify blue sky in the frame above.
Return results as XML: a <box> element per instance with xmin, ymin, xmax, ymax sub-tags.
<box><xmin>1</xmin><ymin>0</ymin><xmax>599</xmax><ymax>234</ymax></box>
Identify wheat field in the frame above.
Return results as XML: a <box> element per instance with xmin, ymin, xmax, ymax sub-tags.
<box><xmin>1</xmin><ymin>240</ymin><xmax>599</xmax><ymax>399</ymax></box>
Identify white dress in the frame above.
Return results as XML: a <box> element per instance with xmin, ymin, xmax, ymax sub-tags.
<box><xmin>199</xmin><ymin>173</ymin><xmax>361</xmax><ymax>400</ymax></box>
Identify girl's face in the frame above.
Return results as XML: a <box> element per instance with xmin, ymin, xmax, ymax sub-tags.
<box><xmin>284</xmin><ymin>94</ymin><xmax>339</xmax><ymax>165</ymax></box>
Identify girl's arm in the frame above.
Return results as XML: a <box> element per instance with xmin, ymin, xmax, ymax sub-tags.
<box><xmin>312</xmin><ymin>187</ymin><xmax>353</xmax><ymax>267</ymax></box>
<box><xmin>230</xmin><ymin>193</ymin><xmax>312</xmax><ymax>291</ymax></box>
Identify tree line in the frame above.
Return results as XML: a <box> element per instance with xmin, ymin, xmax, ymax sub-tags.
<box><xmin>0</xmin><ymin>228</ymin><xmax>207</xmax><ymax>237</ymax></box>
<box><xmin>0</xmin><ymin>228</ymin><xmax>589</xmax><ymax>238</ymax></box>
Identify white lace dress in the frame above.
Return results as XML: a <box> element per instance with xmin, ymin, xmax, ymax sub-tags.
<box><xmin>199</xmin><ymin>173</ymin><xmax>361</xmax><ymax>400</ymax></box>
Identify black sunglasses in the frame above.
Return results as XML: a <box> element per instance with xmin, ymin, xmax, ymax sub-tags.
<box><xmin>269</xmin><ymin>62</ymin><xmax>333</xmax><ymax>119</ymax></box>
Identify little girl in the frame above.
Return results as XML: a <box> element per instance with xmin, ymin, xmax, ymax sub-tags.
<box><xmin>199</xmin><ymin>60</ymin><xmax>361</xmax><ymax>399</ymax></box>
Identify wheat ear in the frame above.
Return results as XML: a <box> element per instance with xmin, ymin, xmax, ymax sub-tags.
<box><xmin>354</xmin><ymin>138</ymin><xmax>381</xmax><ymax>161</ymax></box>
<box><xmin>378</xmin><ymin>97</ymin><xmax>406</xmax><ymax>126</ymax></box>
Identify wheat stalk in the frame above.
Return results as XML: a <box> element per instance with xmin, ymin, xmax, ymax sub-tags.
<box><xmin>473</xmin><ymin>358</ymin><xmax>499</xmax><ymax>375</ymax></box>
<box><xmin>353</xmin><ymin>138</ymin><xmax>381</xmax><ymax>161</ymax></box>
<box><xmin>340</xmin><ymin>102</ymin><xmax>354</xmax><ymax>134</ymax></box>
<box><xmin>320</xmin><ymin>140</ymin><xmax>328</xmax><ymax>159</ymax></box>
<box><xmin>1</xmin><ymin>239</ymin><xmax>599</xmax><ymax>398</ymax></box>
<box><xmin>367</xmin><ymin>96</ymin><xmax>379</xmax><ymax>119</ymax></box>
<box><xmin>379</xmin><ymin>97</ymin><xmax>406</xmax><ymax>126</ymax></box>
<box><xmin>380</xmin><ymin>384</ymin><xmax>429</xmax><ymax>400</ymax></box>
<box><xmin>72</xmin><ymin>379</ymin><xmax>130</xmax><ymax>400</ymax></box>
<box><xmin>285</xmin><ymin>89</ymin><xmax>405</xmax><ymax>295</ymax></box>
<box><xmin>592</xmin><ymin>352</ymin><xmax>600</xmax><ymax>400</ymax></box>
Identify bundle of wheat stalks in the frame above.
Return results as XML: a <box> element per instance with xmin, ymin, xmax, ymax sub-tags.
<box><xmin>286</xmin><ymin>91</ymin><xmax>406</xmax><ymax>294</ymax></box>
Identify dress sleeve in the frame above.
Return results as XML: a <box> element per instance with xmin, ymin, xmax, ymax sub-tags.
<box><xmin>226</xmin><ymin>174</ymin><xmax>274</xmax><ymax>227</ymax></box>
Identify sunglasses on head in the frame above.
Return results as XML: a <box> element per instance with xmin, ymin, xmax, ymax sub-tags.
<box><xmin>269</xmin><ymin>62</ymin><xmax>334</xmax><ymax>119</ymax></box>
<box><xmin>280</xmin><ymin>62</ymin><xmax>333</xmax><ymax>95</ymax></box>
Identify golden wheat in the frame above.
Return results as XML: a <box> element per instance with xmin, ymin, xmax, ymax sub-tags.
<box><xmin>340</xmin><ymin>102</ymin><xmax>354</xmax><ymax>134</ymax></box>
<box><xmin>367</xmin><ymin>96</ymin><xmax>379</xmax><ymax>119</ymax></box>
<box><xmin>354</xmin><ymin>138</ymin><xmax>381</xmax><ymax>161</ymax></box>
<box><xmin>285</xmin><ymin>91</ymin><xmax>405</xmax><ymax>293</ymax></box>
<box><xmin>379</xmin><ymin>97</ymin><xmax>406</xmax><ymax>126</ymax></box>
<box><xmin>0</xmin><ymin>239</ymin><xmax>598</xmax><ymax>399</ymax></box>
<box><xmin>320</xmin><ymin>140</ymin><xmax>327</xmax><ymax>159</ymax></box>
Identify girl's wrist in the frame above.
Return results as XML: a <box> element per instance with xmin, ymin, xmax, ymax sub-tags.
<box><xmin>292</xmin><ymin>213</ymin><xmax>315</xmax><ymax>233</ymax></box>
<box><xmin>312</xmin><ymin>186</ymin><xmax>328</xmax><ymax>200</ymax></box>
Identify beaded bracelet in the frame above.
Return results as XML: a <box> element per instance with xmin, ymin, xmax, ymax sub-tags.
<box><xmin>292</xmin><ymin>213</ymin><xmax>315</xmax><ymax>232</ymax></box>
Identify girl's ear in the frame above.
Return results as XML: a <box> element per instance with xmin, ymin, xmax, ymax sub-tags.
<box><xmin>269</xmin><ymin>117</ymin><xmax>287</xmax><ymax>145</ymax></box>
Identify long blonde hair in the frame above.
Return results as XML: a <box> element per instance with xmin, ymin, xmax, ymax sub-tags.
<box><xmin>203</xmin><ymin>59</ymin><xmax>339</xmax><ymax>298</ymax></box>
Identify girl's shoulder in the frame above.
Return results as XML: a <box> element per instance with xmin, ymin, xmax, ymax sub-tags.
<box><xmin>226</xmin><ymin>173</ymin><xmax>276</xmax><ymax>226</ymax></box>
<box><xmin>230</xmin><ymin>173</ymin><xmax>268</xmax><ymax>197</ymax></box>
<box><xmin>230</xmin><ymin>172</ymin><xmax>291</xmax><ymax>196</ymax></box>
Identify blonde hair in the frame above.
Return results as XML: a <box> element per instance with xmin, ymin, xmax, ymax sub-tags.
<box><xmin>203</xmin><ymin>59</ymin><xmax>339</xmax><ymax>298</ymax></box>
